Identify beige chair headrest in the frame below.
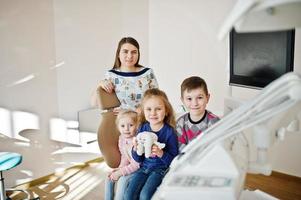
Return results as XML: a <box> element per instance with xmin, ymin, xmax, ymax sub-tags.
<box><xmin>97</xmin><ymin>87</ymin><xmax>121</xmax><ymax>110</ymax></box>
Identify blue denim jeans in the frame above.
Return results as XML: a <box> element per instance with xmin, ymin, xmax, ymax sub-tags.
<box><xmin>105</xmin><ymin>174</ymin><xmax>132</xmax><ymax>200</ymax></box>
<box><xmin>124</xmin><ymin>167</ymin><xmax>168</xmax><ymax>200</ymax></box>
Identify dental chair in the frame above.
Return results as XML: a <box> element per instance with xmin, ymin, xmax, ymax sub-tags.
<box><xmin>0</xmin><ymin>152</ymin><xmax>38</xmax><ymax>200</ymax></box>
<box><xmin>96</xmin><ymin>87</ymin><xmax>121</xmax><ymax>168</ymax></box>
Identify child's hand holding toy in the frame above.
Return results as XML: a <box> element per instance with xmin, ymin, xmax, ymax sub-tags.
<box><xmin>135</xmin><ymin>131</ymin><xmax>166</xmax><ymax>158</ymax></box>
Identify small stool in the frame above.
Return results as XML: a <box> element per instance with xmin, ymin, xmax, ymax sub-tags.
<box><xmin>0</xmin><ymin>152</ymin><xmax>38</xmax><ymax>200</ymax></box>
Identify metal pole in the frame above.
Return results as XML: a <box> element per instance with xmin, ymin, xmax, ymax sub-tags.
<box><xmin>0</xmin><ymin>171</ymin><xmax>6</xmax><ymax>200</ymax></box>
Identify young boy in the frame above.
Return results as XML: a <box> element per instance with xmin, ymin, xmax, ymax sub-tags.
<box><xmin>176</xmin><ymin>76</ymin><xmax>220</xmax><ymax>151</ymax></box>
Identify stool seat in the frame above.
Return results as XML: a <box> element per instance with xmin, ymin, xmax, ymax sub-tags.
<box><xmin>0</xmin><ymin>152</ymin><xmax>38</xmax><ymax>200</ymax></box>
<box><xmin>0</xmin><ymin>152</ymin><xmax>22</xmax><ymax>171</ymax></box>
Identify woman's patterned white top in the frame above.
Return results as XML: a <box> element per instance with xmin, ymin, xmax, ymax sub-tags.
<box><xmin>105</xmin><ymin>67</ymin><xmax>158</xmax><ymax>110</ymax></box>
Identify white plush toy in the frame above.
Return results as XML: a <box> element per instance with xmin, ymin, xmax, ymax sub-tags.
<box><xmin>136</xmin><ymin>131</ymin><xmax>166</xmax><ymax>158</ymax></box>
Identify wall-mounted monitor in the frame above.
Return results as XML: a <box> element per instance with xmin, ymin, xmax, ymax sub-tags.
<box><xmin>229</xmin><ymin>29</ymin><xmax>295</xmax><ymax>88</ymax></box>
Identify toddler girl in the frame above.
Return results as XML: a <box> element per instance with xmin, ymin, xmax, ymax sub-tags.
<box><xmin>104</xmin><ymin>110</ymin><xmax>140</xmax><ymax>200</ymax></box>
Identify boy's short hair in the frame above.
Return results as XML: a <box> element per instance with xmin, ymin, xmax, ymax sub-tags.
<box><xmin>181</xmin><ymin>76</ymin><xmax>208</xmax><ymax>98</ymax></box>
<box><xmin>115</xmin><ymin>109</ymin><xmax>138</xmax><ymax>127</ymax></box>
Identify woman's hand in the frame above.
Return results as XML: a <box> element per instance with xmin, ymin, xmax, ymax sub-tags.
<box><xmin>91</xmin><ymin>79</ymin><xmax>115</xmax><ymax>107</ymax></box>
<box><xmin>113</xmin><ymin>107</ymin><xmax>122</xmax><ymax>115</ymax></box>
<box><xmin>99</xmin><ymin>79</ymin><xmax>114</xmax><ymax>93</ymax></box>
<box><xmin>151</xmin><ymin>144</ymin><xmax>163</xmax><ymax>158</ymax></box>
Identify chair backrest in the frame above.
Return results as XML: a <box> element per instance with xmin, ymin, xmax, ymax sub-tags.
<box><xmin>97</xmin><ymin>87</ymin><xmax>121</xmax><ymax>110</ymax></box>
<box><xmin>96</xmin><ymin>88</ymin><xmax>121</xmax><ymax>168</ymax></box>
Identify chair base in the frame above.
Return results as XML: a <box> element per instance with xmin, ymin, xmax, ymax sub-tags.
<box><xmin>6</xmin><ymin>188</ymin><xmax>40</xmax><ymax>200</ymax></box>
<box><xmin>0</xmin><ymin>172</ymin><xmax>39</xmax><ymax>200</ymax></box>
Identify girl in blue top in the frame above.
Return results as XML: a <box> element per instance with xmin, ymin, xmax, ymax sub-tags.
<box><xmin>124</xmin><ymin>88</ymin><xmax>179</xmax><ymax>200</ymax></box>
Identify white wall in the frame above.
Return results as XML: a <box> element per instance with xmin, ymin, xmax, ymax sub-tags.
<box><xmin>0</xmin><ymin>0</ymin><xmax>58</xmax><ymax>130</ymax></box>
<box><xmin>54</xmin><ymin>0</ymin><xmax>150</xmax><ymax>120</ymax></box>
<box><xmin>149</xmin><ymin>0</ymin><xmax>235</xmax><ymax>115</ymax></box>
<box><xmin>0</xmin><ymin>0</ymin><xmax>60</xmax><ymax>186</ymax></box>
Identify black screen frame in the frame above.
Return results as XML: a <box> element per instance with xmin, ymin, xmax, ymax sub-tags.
<box><xmin>229</xmin><ymin>29</ymin><xmax>295</xmax><ymax>89</ymax></box>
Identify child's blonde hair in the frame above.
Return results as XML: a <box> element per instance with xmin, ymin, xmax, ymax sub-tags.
<box><xmin>115</xmin><ymin>109</ymin><xmax>138</xmax><ymax>127</ymax></box>
<box><xmin>139</xmin><ymin>88</ymin><xmax>176</xmax><ymax>128</ymax></box>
